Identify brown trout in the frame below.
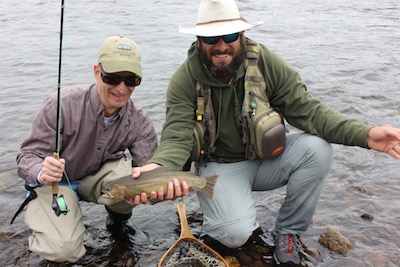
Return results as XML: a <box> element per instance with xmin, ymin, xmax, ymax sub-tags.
<box><xmin>102</xmin><ymin>167</ymin><xmax>218</xmax><ymax>200</ymax></box>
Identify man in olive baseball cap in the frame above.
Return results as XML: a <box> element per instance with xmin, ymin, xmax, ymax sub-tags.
<box><xmin>17</xmin><ymin>35</ymin><xmax>172</xmax><ymax>263</ymax></box>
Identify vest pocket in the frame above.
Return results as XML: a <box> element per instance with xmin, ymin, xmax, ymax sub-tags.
<box><xmin>253</xmin><ymin>109</ymin><xmax>286</xmax><ymax>159</ymax></box>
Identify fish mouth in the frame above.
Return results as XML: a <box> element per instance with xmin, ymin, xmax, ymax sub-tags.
<box><xmin>101</xmin><ymin>192</ymin><xmax>115</xmax><ymax>199</ymax></box>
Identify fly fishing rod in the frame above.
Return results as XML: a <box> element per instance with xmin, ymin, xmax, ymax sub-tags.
<box><xmin>52</xmin><ymin>0</ymin><xmax>69</xmax><ymax>216</ymax></box>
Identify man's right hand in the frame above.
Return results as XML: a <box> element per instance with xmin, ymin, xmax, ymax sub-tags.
<box><xmin>39</xmin><ymin>156</ymin><xmax>65</xmax><ymax>186</ymax></box>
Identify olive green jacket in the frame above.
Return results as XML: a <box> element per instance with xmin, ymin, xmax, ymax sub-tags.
<box><xmin>149</xmin><ymin>39</ymin><xmax>372</xmax><ymax>170</ymax></box>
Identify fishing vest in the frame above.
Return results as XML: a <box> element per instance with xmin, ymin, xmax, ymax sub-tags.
<box><xmin>191</xmin><ymin>38</ymin><xmax>286</xmax><ymax>168</ymax></box>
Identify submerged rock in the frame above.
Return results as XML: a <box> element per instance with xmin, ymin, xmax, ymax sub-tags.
<box><xmin>361</xmin><ymin>213</ymin><xmax>374</xmax><ymax>222</ymax></box>
<box><xmin>224</xmin><ymin>256</ymin><xmax>240</xmax><ymax>267</ymax></box>
<box><xmin>318</xmin><ymin>227</ymin><xmax>354</xmax><ymax>255</ymax></box>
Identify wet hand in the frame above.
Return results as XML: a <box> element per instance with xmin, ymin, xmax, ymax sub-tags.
<box><xmin>160</xmin><ymin>178</ymin><xmax>189</xmax><ymax>200</ymax></box>
<box><xmin>366</xmin><ymin>126</ymin><xmax>400</xmax><ymax>159</ymax></box>
<box><xmin>40</xmin><ymin>156</ymin><xmax>65</xmax><ymax>186</ymax></box>
<box><xmin>130</xmin><ymin>193</ymin><xmax>149</xmax><ymax>205</ymax></box>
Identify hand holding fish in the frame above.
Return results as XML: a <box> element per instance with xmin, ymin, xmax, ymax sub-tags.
<box><xmin>39</xmin><ymin>156</ymin><xmax>65</xmax><ymax>186</ymax></box>
<box><xmin>102</xmin><ymin>165</ymin><xmax>217</xmax><ymax>205</ymax></box>
<box><xmin>129</xmin><ymin>164</ymin><xmax>189</xmax><ymax>205</ymax></box>
<box><xmin>366</xmin><ymin>126</ymin><xmax>400</xmax><ymax>159</ymax></box>
<box><xmin>130</xmin><ymin>178</ymin><xmax>189</xmax><ymax>206</ymax></box>
<box><xmin>130</xmin><ymin>163</ymin><xmax>161</xmax><ymax>204</ymax></box>
<box><xmin>130</xmin><ymin>163</ymin><xmax>189</xmax><ymax>205</ymax></box>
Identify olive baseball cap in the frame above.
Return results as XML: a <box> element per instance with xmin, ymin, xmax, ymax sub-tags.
<box><xmin>98</xmin><ymin>35</ymin><xmax>143</xmax><ymax>78</ymax></box>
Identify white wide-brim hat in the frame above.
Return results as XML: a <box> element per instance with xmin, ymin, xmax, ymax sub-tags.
<box><xmin>179</xmin><ymin>0</ymin><xmax>263</xmax><ymax>37</ymax></box>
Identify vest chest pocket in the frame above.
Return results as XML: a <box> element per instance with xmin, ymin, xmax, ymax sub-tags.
<box><xmin>252</xmin><ymin>108</ymin><xmax>286</xmax><ymax>159</ymax></box>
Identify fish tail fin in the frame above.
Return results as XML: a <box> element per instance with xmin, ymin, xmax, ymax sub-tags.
<box><xmin>201</xmin><ymin>174</ymin><xmax>218</xmax><ymax>199</ymax></box>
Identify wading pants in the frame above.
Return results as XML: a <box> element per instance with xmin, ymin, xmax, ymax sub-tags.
<box><xmin>24</xmin><ymin>157</ymin><xmax>133</xmax><ymax>263</ymax></box>
<box><xmin>195</xmin><ymin>133</ymin><xmax>333</xmax><ymax>248</ymax></box>
<box><xmin>77</xmin><ymin>155</ymin><xmax>134</xmax><ymax>215</ymax></box>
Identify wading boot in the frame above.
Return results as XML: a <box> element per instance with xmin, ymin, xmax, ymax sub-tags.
<box><xmin>105</xmin><ymin>206</ymin><xmax>135</xmax><ymax>245</ymax></box>
<box><xmin>273</xmin><ymin>232</ymin><xmax>302</xmax><ymax>267</ymax></box>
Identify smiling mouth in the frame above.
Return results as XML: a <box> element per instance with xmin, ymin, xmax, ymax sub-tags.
<box><xmin>111</xmin><ymin>92</ymin><xmax>127</xmax><ymax>99</ymax></box>
<box><xmin>215</xmin><ymin>53</ymin><xmax>229</xmax><ymax>58</ymax></box>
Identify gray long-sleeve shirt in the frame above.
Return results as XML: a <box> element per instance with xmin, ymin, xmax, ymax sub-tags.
<box><xmin>17</xmin><ymin>83</ymin><xmax>157</xmax><ymax>185</ymax></box>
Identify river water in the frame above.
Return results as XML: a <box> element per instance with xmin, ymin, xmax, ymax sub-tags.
<box><xmin>0</xmin><ymin>0</ymin><xmax>399</xmax><ymax>266</ymax></box>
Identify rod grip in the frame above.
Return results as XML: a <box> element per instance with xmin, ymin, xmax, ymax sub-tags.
<box><xmin>52</xmin><ymin>152</ymin><xmax>60</xmax><ymax>194</ymax></box>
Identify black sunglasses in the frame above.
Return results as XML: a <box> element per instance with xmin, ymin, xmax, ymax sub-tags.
<box><xmin>200</xmin><ymin>32</ymin><xmax>240</xmax><ymax>45</ymax></box>
<box><xmin>99</xmin><ymin>66</ymin><xmax>141</xmax><ymax>87</ymax></box>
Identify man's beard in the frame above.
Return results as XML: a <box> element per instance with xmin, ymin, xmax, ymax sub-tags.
<box><xmin>198</xmin><ymin>39</ymin><xmax>245</xmax><ymax>81</ymax></box>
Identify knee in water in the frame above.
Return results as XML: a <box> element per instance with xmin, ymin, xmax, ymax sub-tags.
<box><xmin>212</xmin><ymin>223</ymin><xmax>253</xmax><ymax>248</ymax></box>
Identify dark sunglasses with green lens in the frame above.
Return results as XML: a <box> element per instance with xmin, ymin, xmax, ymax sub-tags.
<box><xmin>200</xmin><ymin>32</ymin><xmax>240</xmax><ymax>45</ymax></box>
<box><xmin>99</xmin><ymin>66</ymin><xmax>141</xmax><ymax>87</ymax></box>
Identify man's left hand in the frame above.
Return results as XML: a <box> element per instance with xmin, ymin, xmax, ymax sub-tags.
<box><xmin>125</xmin><ymin>174</ymin><xmax>189</xmax><ymax>205</ymax></box>
<box><xmin>366</xmin><ymin>126</ymin><xmax>400</xmax><ymax>159</ymax></box>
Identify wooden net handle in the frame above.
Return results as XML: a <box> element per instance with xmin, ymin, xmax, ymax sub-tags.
<box><xmin>176</xmin><ymin>203</ymin><xmax>196</xmax><ymax>239</ymax></box>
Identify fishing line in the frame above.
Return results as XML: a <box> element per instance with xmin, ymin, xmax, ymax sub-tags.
<box><xmin>63</xmin><ymin>170</ymin><xmax>85</xmax><ymax>224</ymax></box>
<box><xmin>388</xmin><ymin>0</ymin><xmax>399</xmax><ymax>126</ymax></box>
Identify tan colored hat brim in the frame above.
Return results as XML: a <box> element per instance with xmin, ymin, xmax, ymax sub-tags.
<box><xmin>101</xmin><ymin>61</ymin><xmax>143</xmax><ymax>78</ymax></box>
